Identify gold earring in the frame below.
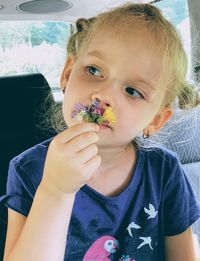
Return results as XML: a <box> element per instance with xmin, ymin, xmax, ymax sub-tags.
<box><xmin>142</xmin><ymin>129</ymin><xmax>150</xmax><ymax>139</ymax></box>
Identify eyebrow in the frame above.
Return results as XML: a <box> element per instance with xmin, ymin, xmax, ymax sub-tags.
<box><xmin>132</xmin><ymin>78</ymin><xmax>156</xmax><ymax>91</ymax></box>
<box><xmin>86</xmin><ymin>50</ymin><xmax>156</xmax><ymax>90</ymax></box>
<box><xmin>87</xmin><ymin>50</ymin><xmax>106</xmax><ymax>60</ymax></box>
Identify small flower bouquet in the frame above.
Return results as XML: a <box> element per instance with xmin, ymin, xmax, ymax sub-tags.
<box><xmin>71</xmin><ymin>98</ymin><xmax>116</xmax><ymax>128</ymax></box>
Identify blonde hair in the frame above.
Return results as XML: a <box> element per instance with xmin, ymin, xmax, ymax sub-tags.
<box><xmin>67</xmin><ymin>3</ymin><xmax>200</xmax><ymax>110</ymax></box>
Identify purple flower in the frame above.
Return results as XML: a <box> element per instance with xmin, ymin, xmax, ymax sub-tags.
<box><xmin>74</xmin><ymin>103</ymin><xmax>87</xmax><ymax>112</ymax></box>
<box><xmin>71</xmin><ymin>103</ymin><xmax>89</xmax><ymax>119</ymax></box>
<box><xmin>90</xmin><ymin>107</ymin><xmax>104</xmax><ymax>115</ymax></box>
<box><xmin>92</xmin><ymin>98</ymin><xmax>100</xmax><ymax>107</ymax></box>
<box><xmin>71</xmin><ymin>110</ymin><xmax>78</xmax><ymax>118</ymax></box>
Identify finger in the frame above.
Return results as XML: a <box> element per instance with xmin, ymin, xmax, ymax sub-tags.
<box><xmin>77</xmin><ymin>144</ymin><xmax>98</xmax><ymax>163</ymax></box>
<box><xmin>84</xmin><ymin>155</ymin><xmax>102</xmax><ymax>180</ymax></box>
<box><xmin>56</xmin><ymin>122</ymin><xmax>99</xmax><ymax>144</ymax></box>
<box><xmin>66</xmin><ymin>132</ymin><xmax>99</xmax><ymax>153</ymax></box>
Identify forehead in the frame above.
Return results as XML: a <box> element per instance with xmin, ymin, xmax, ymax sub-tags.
<box><xmin>81</xmin><ymin>25</ymin><xmax>166</xmax><ymax>87</ymax></box>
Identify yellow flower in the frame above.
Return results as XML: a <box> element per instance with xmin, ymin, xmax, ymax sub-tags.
<box><xmin>102</xmin><ymin>107</ymin><xmax>116</xmax><ymax>125</ymax></box>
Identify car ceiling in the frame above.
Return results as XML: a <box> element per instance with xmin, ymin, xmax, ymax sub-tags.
<box><xmin>0</xmin><ymin>0</ymin><xmax>161</xmax><ymax>22</ymax></box>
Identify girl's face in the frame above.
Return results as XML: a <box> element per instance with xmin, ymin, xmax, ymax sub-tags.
<box><xmin>61</xmin><ymin>25</ymin><xmax>172</xmax><ymax>148</ymax></box>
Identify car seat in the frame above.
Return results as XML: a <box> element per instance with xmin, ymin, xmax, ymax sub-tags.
<box><xmin>0</xmin><ymin>73</ymin><xmax>57</xmax><ymax>260</ymax></box>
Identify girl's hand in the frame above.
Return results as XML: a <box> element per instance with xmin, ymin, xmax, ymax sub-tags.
<box><xmin>41</xmin><ymin>122</ymin><xmax>101</xmax><ymax>196</ymax></box>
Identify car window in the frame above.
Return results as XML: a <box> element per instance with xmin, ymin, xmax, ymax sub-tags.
<box><xmin>0</xmin><ymin>0</ymin><xmax>190</xmax><ymax>93</ymax></box>
<box><xmin>0</xmin><ymin>21</ymin><xmax>70</xmax><ymax>89</ymax></box>
<box><xmin>155</xmin><ymin>0</ymin><xmax>191</xmax><ymax>79</ymax></box>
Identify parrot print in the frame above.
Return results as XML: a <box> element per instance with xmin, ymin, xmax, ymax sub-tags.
<box><xmin>83</xmin><ymin>235</ymin><xmax>119</xmax><ymax>261</ymax></box>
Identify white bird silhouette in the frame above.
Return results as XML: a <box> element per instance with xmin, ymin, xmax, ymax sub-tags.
<box><xmin>137</xmin><ymin>237</ymin><xmax>153</xmax><ymax>250</ymax></box>
<box><xmin>126</xmin><ymin>222</ymin><xmax>141</xmax><ymax>237</ymax></box>
<box><xmin>144</xmin><ymin>203</ymin><xmax>158</xmax><ymax>219</ymax></box>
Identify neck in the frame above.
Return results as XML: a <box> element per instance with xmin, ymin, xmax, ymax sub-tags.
<box><xmin>96</xmin><ymin>142</ymin><xmax>136</xmax><ymax>174</ymax></box>
<box><xmin>87</xmin><ymin>142</ymin><xmax>137</xmax><ymax>195</ymax></box>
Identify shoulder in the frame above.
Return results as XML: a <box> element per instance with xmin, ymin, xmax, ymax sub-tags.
<box><xmin>11</xmin><ymin>137</ymin><xmax>53</xmax><ymax>164</ymax></box>
<box><xmin>137</xmin><ymin>145</ymin><xmax>184</xmax><ymax>192</ymax></box>
<box><xmin>140</xmin><ymin>145</ymin><xmax>181</xmax><ymax>171</ymax></box>
<box><xmin>9</xmin><ymin>137</ymin><xmax>54</xmax><ymax>186</ymax></box>
<box><xmin>2</xmin><ymin>137</ymin><xmax>54</xmax><ymax>215</ymax></box>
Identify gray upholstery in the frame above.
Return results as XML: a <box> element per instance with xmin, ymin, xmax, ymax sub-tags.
<box><xmin>157</xmin><ymin>106</ymin><xmax>200</xmax><ymax>164</ymax></box>
<box><xmin>182</xmin><ymin>162</ymin><xmax>200</xmax><ymax>245</ymax></box>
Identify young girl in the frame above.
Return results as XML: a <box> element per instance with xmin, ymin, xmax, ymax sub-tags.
<box><xmin>1</xmin><ymin>3</ymin><xmax>200</xmax><ymax>261</ymax></box>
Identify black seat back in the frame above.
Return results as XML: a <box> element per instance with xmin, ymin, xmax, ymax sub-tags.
<box><xmin>0</xmin><ymin>73</ymin><xmax>57</xmax><ymax>259</ymax></box>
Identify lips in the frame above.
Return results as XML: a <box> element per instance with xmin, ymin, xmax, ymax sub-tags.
<box><xmin>100</xmin><ymin>123</ymin><xmax>112</xmax><ymax>129</ymax></box>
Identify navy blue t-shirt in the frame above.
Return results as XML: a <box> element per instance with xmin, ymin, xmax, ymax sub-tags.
<box><xmin>1</xmin><ymin>138</ymin><xmax>200</xmax><ymax>261</ymax></box>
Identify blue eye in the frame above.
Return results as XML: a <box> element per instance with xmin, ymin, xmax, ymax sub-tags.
<box><xmin>86</xmin><ymin>66</ymin><xmax>102</xmax><ymax>77</ymax></box>
<box><xmin>125</xmin><ymin>86</ymin><xmax>144</xmax><ymax>99</ymax></box>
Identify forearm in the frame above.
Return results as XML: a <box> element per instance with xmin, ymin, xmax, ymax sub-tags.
<box><xmin>7</xmin><ymin>183</ymin><xmax>75</xmax><ymax>261</ymax></box>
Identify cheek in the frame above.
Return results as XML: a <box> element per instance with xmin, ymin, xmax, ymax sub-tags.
<box><xmin>62</xmin><ymin>96</ymin><xmax>71</xmax><ymax>126</ymax></box>
<box><xmin>62</xmin><ymin>80</ymin><xmax>89</xmax><ymax>128</ymax></box>
<box><xmin>62</xmin><ymin>87</ymin><xmax>77</xmax><ymax>127</ymax></box>
<box><xmin>117</xmin><ymin>103</ymin><xmax>158</xmax><ymax>133</ymax></box>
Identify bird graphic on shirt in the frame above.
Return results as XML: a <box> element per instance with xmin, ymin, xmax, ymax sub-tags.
<box><xmin>126</xmin><ymin>222</ymin><xmax>141</xmax><ymax>237</ymax></box>
<box><xmin>144</xmin><ymin>203</ymin><xmax>158</xmax><ymax>219</ymax></box>
<box><xmin>83</xmin><ymin>235</ymin><xmax>119</xmax><ymax>261</ymax></box>
<box><xmin>137</xmin><ymin>236</ymin><xmax>153</xmax><ymax>250</ymax></box>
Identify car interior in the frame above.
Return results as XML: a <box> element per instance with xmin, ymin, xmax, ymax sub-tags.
<box><xmin>0</xmin><ymin>0</ymin><xmax>200</xmax><ymax>260</ymax></box>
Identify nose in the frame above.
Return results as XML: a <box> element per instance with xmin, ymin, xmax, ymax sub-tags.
<box><xmin>90</xmin><ymin>87</ymin><xmax>116</xmax><ymax>108</ymax></box>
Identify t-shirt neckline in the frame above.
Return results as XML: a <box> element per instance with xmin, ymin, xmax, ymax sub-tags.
<box><xmin>81</xmin><ymin>148</ymin><xmax>145</xmax><ymax>203</ymax></box>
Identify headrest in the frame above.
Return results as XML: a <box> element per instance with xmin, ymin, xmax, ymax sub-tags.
<box><xmin>0</xmin><ymin>73</ymin><xmax>53</xmax><ymax>135</ymax></box>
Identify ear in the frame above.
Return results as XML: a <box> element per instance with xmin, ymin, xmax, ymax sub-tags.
<box><xmin>60</xmin><ymin>55</ymin><xmax>74</xmax><ymax>92</ymax></box>
<box><xmin>144</xmin><ymin>106</ymin><xmax>173</xmax><ymax>136</ymax></box>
